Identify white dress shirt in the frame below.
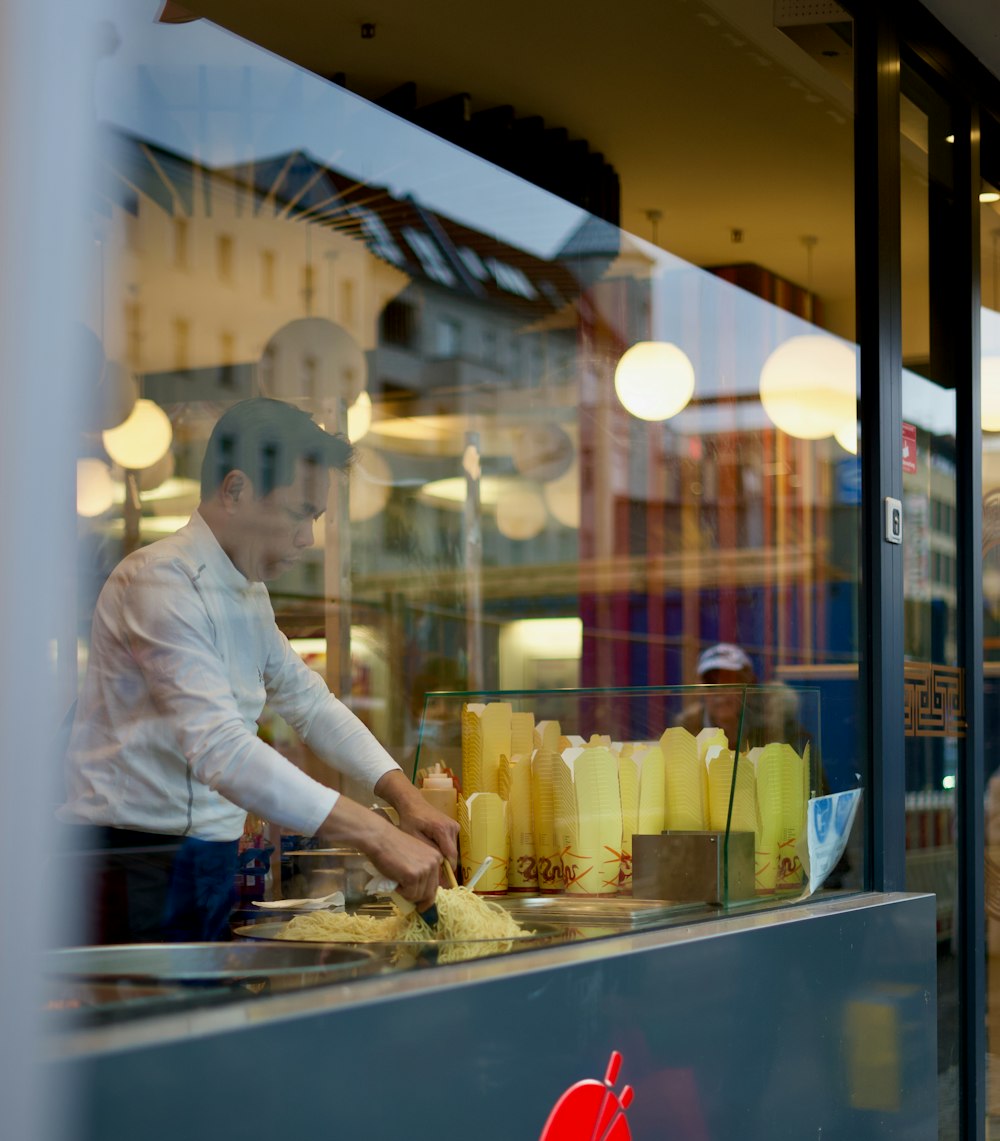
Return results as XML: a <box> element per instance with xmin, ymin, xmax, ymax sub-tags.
<box><xmin>59</xmin><ymin>510</ymin><xmax>399</xmax><ymax>841</ymax></box>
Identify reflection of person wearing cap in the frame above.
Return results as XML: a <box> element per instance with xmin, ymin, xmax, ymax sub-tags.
<box><xmin>676</xmin><ymin>642</ymin><xmax>757</xmax><ymax>750</ymax></box>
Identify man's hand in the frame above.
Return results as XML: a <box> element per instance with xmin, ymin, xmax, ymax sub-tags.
<box><xmin>375</xmin><ymin>769</ymin><xmax>460</xmax><ymax>867</ymax></box>
<box><xmin>316</xmin><ymin>794</ymin><xmax>441</xmax><ymax>909</ymax></box>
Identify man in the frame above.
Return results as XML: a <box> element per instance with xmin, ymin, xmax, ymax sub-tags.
<box><xmin>676</xmin><ymin>642</ymin><xmax>757</xmax><ymax>750</ymax></box>
<box><xmin>60</xmin><ymin>397</ymin><xmax>457</xmax><ymax>943</ymax></box>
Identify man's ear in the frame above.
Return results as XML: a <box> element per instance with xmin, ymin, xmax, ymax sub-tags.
<box><xmin>220</xmin><ymin>470</ymin><xmax>249</xmax><ymax>512</ymax></box>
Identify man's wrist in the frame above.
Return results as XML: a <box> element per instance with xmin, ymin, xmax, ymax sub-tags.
<box><xmin>374</xmin><ymin>768</ymin><xmax>421</xmax><ymax>813</ymax></box>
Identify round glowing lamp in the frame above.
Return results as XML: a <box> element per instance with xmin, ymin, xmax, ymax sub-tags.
<box><xmin>834</xmin><ymin>418</ymin><xmax>859</xmax><ymax>454</ymax></box>
<box><xmin>347</xmin><ymin>391</ymin><xmax>373</xmax><ymax>442</ymax></box>
<box><xmin>983</xmin><ymin>355</ymin><xmax>1000</xmax><ymax>432</ymax></box>
<box><xmin>349</xmin><ymin>446</ymin><xmax>391</xmax><ymax>522</ymax></box>
<box><xmin>496</xmin><ymin>487</ymin><xmax>547</xmax><ymax>540</ymax></box>
<box><xmin>543</xmin><ymin>463</ymin><xmax>580</xmax><ymax>529</ymax></box>
<box><xmin>614</xmin><ymin>341</ymin><xmax>695</xmax><ymax>422</ymax></box>
<box><xmin>102</xmin><ymin>398</ymin><xmax>173</xmax><ymax>470</ymax></box>
<box><xmin>77</xmin><ymin>458</ymin><xmax>116</xmax><ymax>517</ymax></box>
<box><xmin>759</xmin><ymin>335</ymin><xmax>857</xmax><ymax>440</ymax></box>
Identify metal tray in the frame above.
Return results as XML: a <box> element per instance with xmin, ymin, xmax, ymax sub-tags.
<box><xmin>43</xmin><ymin>941</ymin><xmax>377</xmax><ymax>984</ymax></box>
<box><xmin>493</xmin><ymin>894</ymin><xmax>696</xmax><ymax>929</ymax></box>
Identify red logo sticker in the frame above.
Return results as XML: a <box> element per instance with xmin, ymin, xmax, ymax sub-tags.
<box><xmin>539</xmin><ymin>1050</ymin><xmax>634</xmax><ymax>1141</ymax></box>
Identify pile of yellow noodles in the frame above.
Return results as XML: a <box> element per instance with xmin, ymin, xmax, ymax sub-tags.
<box><xmin>276</xmin><ymin>886</ymin><xmax>528</xmax><ymax>946</ymax></box>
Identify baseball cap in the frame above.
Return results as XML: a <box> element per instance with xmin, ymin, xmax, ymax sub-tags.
<box><xmin>696</xmin><ymin>643</ymin><xmax>754</xmax><ymax>678</ymax></box>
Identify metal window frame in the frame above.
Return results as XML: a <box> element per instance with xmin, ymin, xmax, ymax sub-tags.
<box><xmin>848</xmin><ymin>2</ymin><xmax>991</xmax><ymax>1136</ymax></box>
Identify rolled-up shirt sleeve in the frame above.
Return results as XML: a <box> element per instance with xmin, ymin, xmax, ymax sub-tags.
<box><xmin>120</xmin><ymin>562</ymin><xmax>339</xmax><ymax>837</ymax></box>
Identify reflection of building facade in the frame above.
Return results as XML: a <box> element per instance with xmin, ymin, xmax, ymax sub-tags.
<box><xmin>5</xmin><ymin>3</ymin><xmax>996</xmax><ymax>1140</ymax></box>
<box><xmin>91</xmin><ymin>130</ymin><xmax>884</xmax><ymax>713</ymax></box>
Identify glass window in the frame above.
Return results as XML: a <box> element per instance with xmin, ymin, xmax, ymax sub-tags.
<box><xmin>61</xmin><ymin>0</ymin><xmax>862</xmax><ymax>1008</ymax></box>
<box><xmin>899</xmin><ymin>65</ymin><xmax>963</xmax><ymax>1140</ymax></box>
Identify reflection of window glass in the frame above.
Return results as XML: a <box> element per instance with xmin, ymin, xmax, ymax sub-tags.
<box><xmin>341</xmin><ymin>278</ymin><xmax>355</xmax><ymax>325</ymax></box>
<box><xmin>216</xmin><ymin>234</ymin><xmax>234</xmax><ymax>282</ymax></box>
<box><xmin>348</xmin><ymin>206</ymin><xmax>404</xmax><ymax>265</ymax></box>
<box><xmin>172</xmin><ymin>317</ymin><xmax>190</xmax><ymax>371</ymax></box>
<box><xmin>436</xmin><ymin>318</ymin><xmax>462</xmax><ymax>358</ymax></box>
<box><xmin>260</xmin><ymin>249</ymin><xmax>275</xmax><ymax>297</ymax></box>
<box><xmin>124</xmin><ymin>302</ymin><xmax>142</xmax><ymax>371</ymax></box>
<box><xmin>482</xmin><ymin>330</ymin><xmax>498</xmax><ymax>366</ymax></box>
<box><xmin>171</xmin><ymin>217</ymin><xmax>188</xmax><ymax>269</ymax></box>
<box><xmin>220</xmin><ymin>331</ymin><xmax>236</xmax><ymax>388</ymax></box>
<box><xmin>380</xmin><ymin>299</ymin><xmax>418</xmax><ymax>348</ymax></box>
<box><xmin>403</xmin><ymin>227</ymin><xmax>457</xmax><ymax>286</ymax></box>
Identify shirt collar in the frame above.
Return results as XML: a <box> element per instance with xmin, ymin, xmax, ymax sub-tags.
<box><xmin>185</xmin><ymin>509</ymin><xmax>254</xmax><ymax>592</ymax></box>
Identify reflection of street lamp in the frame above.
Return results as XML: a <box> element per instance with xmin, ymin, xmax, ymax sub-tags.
<box><xmin>834</xmin><ymin>419</ymin><xmax>858</xmax><ymax>454</ymax></box>
<box><xmin>496</xmin><ymin>487</ymin><xmax>547</xmax><ymax>540</ymax></box>
<box><xmin>101</xmin><ymin>398</ymin><xmax>173</xmax><ymax>553</ymax></box>
<box><xmin>101</xmin><ymin>398</ymin><xmax>172</xmax><ymax>470</ymax></box>
<box><xmin>759</xmin><ymin>334</ymin><xmax>856</xmax><ymax>440</ymax></box>
<box><xmin>76</xmin><ymin>458</ymin><xmax>116</xmax><ymax>517</ymax></box>
<box><xmin>349</xmin><ymin>446</ymin><xmax>390</xmax><ymax>522</ymax></box>
<box><xmin>614</xmin><ymin>341</ymin><xmax>695</xmax><ymax>421</ymax></box>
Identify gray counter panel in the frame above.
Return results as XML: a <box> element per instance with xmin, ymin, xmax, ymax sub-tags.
<box><xmin>53</xmin><ymin>893</ymin><xmax>937</xmax><ymax>1141</ymax></box>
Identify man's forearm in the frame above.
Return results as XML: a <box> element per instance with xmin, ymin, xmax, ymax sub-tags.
<box><xmin>374</xmin><ymin>768</ymin><xmax>424</xmax><ymax>813</ymax></box>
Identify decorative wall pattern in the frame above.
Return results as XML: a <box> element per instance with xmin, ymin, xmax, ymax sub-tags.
<box><xmin>903</xmin><ymin>662</ymin><xmax>966</xmax><ymax>738</ymax></box>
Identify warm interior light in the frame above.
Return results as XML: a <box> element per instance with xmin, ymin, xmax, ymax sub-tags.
<box><xmin>614</xmin><ymin>341</ymin><xmax>695</xmax><ymax>421</ymax></box>
<box><xmin>984</xmin><ymin>356</ymin><xmax>1000</xmax><ymax>432</ymax></box>
<box><xmin>981</xmin><ymin>191</ymin><xmax>1000</xmax><ymax>204</ymax></box>
<box><xmin>76</xmin><ymin>458</ymin><xmax>116</xmax><ymax>517</ymax></box>
<box><xmin>349</xmin><ymin>446</ymin><xmax>391</xmax><ymax>521</ymax></box>
<box><xmin>102</xmin><ymin>398</ymin><xmax>173</xmax><ymax>470</ymax></box>
<box><xmin>543</xmin><ymin>462</ymin><xmax>580</xmax><ymax>528</ymax></box>
<box><xmin>420</xmin><ymin>475</ymin><xmax>507</xmax><ymax>507</ymax></box>
<box><xmin>347</xmin><ymin>391</ymin><xmax>372</xmax><ymax>442</ymax></box>
<box><xmin>495</xmin><ymin>486</ymin><xmax>547</xmax><ymax>540</ymax></box>
<box><xmin>834</xmin><ymin>419</ymin><xmax>858</xmax><ymax>454</ymax></box>
<box><xmin>759</xmin><ymin>334</ymin><xmax>857</xmax><ymax>440</ymax></box>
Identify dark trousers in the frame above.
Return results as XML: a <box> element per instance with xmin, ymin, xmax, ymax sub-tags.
<box><xmin>65</xmin><ymin>827</ymin><xmax>239</xmax><ymax>944</ymax></box>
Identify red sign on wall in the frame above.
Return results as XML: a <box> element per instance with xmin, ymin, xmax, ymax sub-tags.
<box><xmin>902</xmin><ymin>422</ymin><xmax>917</xmax><ymax>474</ymax></box>
<box><xmin>539</xmin><ymin>1051</ymin><xmax>634</xmax><ymax>1141</ymax></box>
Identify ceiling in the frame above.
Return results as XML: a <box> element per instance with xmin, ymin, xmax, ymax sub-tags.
<box><xmin>176</xmin><ymin>0</ymin><xmax>1000</xmax><ymax>352</ymax></box>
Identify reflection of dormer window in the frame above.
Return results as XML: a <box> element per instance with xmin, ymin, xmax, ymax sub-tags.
<box><xmin>347</xmin><ymin>206</ymin><xmax>405</xmax><ymax>266</ymax></box>
<box><xmin>457</xmin><ymin>246</ymin><xmax>489</xmax><ymax>281</ymax></box>
<box><xmin>486</xmin><ymin>257</ymin><xmax>537</xmax><ymax>299</ymax></box>
<box><xmin>403</xmin><ymin>228</ymin><xmax>457</xmax><ymax>287</ymax></box>
<box><xmin>436</xmin><ymin>318</ymin><xmax>462</xmax><ymax>358</ymax></box>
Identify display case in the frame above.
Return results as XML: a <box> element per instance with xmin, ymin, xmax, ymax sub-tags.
<box><xmin>411</xmin><ymin>684</ymin><xmax>850</xmax><ymax>913</ymax></box>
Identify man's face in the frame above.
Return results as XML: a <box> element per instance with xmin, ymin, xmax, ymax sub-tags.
<box><xmin>234</xmin><ymin>459</ymin><xmax>331</xmax><ymax>582</ymax></box>
<box><xmin>702</xmin><ymin>669</ymin><xmax>748</xmax><ymax>748</ymax></box>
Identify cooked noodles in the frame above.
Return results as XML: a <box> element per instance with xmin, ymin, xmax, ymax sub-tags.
<box><xmin>276</xmin><ymin>886</ymin><xmax>528</xmax><ymax>946</ymax></box>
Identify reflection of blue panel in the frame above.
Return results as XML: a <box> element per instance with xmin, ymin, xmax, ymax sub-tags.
<box><xmin>836</xmin><ymin>458</ymin><xmax>862</xmax><ymax>504</ymax></box>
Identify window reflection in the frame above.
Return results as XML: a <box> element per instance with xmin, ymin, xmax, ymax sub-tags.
<box><xmin>74</xmin><ymin>1</ymin><xmax>862</xmax><ymax>956</ymax></box>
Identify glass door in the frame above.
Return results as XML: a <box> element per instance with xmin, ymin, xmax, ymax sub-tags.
<box><xmin>899</xmin><ymin>64</ymin><xmax>962</xmax><ymax>1140</ymax></box>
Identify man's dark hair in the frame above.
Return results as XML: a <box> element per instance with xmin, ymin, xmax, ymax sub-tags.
<box><xmin>201</xmin><ymin>398</ymin><xmax>354</xmax><ymax>498</ymax></box>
